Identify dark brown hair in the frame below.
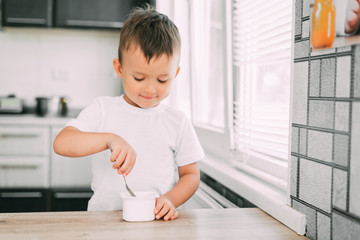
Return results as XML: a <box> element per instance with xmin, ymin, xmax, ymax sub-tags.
<box><xmin>118</xmin><ymin>4</ymin><xmax>181</xmax><ymax>64</ymax></box>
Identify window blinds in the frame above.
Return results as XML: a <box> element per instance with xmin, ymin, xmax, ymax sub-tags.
<box><xmin>232</xmin><ymin>0</ymin><xmax>293</xmax><ymax>190</ymax></box>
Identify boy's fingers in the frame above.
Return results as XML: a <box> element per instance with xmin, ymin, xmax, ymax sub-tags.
<box><xmin>121</xmin><ymin>150</ymin><xmax>136</xmax><ymax>176</ymax></box>
<box><xmin>171</xmin><ymin>211</ymin><xmax>179</xmax><ymax>220</ymax></box>
<box><xmin>156</xmin><ymin>204</ymin><xmax>170</xmax><ymax>220</ymax></box>
<box><xmin>163</xmin><ymin>208</ymin><xmax>176</xmax><ymax>221</ymax></box>
<box><xmin>112</xmin><ymin>150</ymin><xmax>127</xmax><ymax>169</ymax></box>
<box><xmin>122</xmin><ymin>157</ymin><xmax>135</xmax><ymax>176</ymax></box>
<box><xmin>118</xmin><ymin>152</ymin><xmax>134</xmax><ymax>175</ymax></box>
<box><xmin>154</xmin><ymin>198</ymin><xmax>164</xmax><ymax>215</ymax></box>
<box><xmin>109</xmin><ymin>149</ymin><xmax>117</xmax><ymax>162</ymax></box>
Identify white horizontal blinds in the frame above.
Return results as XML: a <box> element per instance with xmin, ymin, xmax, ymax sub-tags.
<box><xmin>233</xmin><ymin>0</ymin><xmax>292</xmax><ymax>65</ymax></box>
<box><xmin>232</xmin><ymin>0</ymin><xmax>293</xmax><ymax>189</ymax></box>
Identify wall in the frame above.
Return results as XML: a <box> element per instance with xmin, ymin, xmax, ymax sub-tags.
<box><xmin>291</xmin><ymin>0</ymin><xmax>360</xmax><ymax>239</ymax></box>
<box><xmin>0</xmin><ymin>27</ymin><xmax>121</xmax><ymax>108</ymax></box>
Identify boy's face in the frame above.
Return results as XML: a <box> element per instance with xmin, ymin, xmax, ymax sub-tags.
<box><xmin>113</xmin><ymin>45</ymin><xmax>180</xmax><ymax>108</ymax></box>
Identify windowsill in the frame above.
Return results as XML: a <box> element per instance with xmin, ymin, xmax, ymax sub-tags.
<box><xmin>199</xmin><ymin>153</ymin><xmax>306</xmax><ymax>235</ymax></box>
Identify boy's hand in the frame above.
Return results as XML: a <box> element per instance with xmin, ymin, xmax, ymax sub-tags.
<box><xmin>345</xmin><ymin>0</ymin><xmax>360</xmax><ymax>34</ymax></box>
<box><xmin>108</xmin><ymin>137</ymin><xmax>136</xmax><ymax>176</ymax></box>
<box><xmin>154</xmin><ymin>195</ymin><xmax>178</xmax><ymax>221</ymax></box>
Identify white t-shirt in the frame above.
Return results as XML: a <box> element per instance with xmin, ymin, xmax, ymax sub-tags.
<box><xmin>66</xmin><ymin>95</ymin><xmax>205</xmax><ymax>211</ymax></box>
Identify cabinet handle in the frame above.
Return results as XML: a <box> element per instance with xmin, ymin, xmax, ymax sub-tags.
<box><xmin>0</xmin><ymin>165</ymin><xmax>38</xmax><ymax>170</ymax></box>
<box><xmin>54</xmin><ymin>192</ymin><xmax>93</xmax><ymax>199</ymax></box>
<box><xmin>0</xmin><ymin>133</ymin><xmax>39</xmax><ymax>139</ymax></box>
<box><xmin>65</xmin><ymin>19</ymin><xmax>124</xmax><ymax>28</ymax></box>
<box><xmin>0</xmin><ymin>192</ymin><xmax>42</xmax><ymax>198</ymax></box>
<box><xmin>6</xmin><ymin>17</ymin><xmax>47</xmax><ymax>25</ymax></box>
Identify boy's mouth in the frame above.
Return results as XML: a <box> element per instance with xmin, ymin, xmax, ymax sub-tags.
<box><xmin>141</xmin><ymin>95</ymin><xmax>156</xmax><ymax>100</ymax></box>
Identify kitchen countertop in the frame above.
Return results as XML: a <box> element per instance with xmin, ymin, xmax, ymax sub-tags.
<box><xmin>0</xmin><ymin>111</ymin><xmax>80</xmax><ymax>126</ymax></box>
<box><xmin>0</xmin><ymin>208</ymin><xmax>310</xmax><ymax>240</ymax></box>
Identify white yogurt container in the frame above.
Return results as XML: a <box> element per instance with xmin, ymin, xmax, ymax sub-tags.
<box><xmin>121</xmin><ymin>191</ymin><xmax>158</xmax><ymax>222</ymax></box>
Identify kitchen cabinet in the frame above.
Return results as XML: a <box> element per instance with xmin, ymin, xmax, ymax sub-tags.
<box><xmin>0</xmin><ymin>116</ymin><xmax>93</xmax><ymax>212</ymax></box>
<box><xmin>54</xmin><ymin>0</ymin><xmax>149</xmax><ymax>30</ymax></box>
<box><xmin>0</xmin><ymin>188</ymin><xmax>49</xmax><ymax>212</ymax></box>
<box><xmin>2</xmin><ymin>0</ymin><xmax>52</xmax><ymax>27</ymax></box>
<box><xmin>50</xmin><ymin>127</ymin><xmax>92</xmax><ymax>188</ymax></box>
<box><xmin>0</xmin><ymin>126</ymin><xmax>50</xmax><ymax>188</ymax></box>
<box><xmin>51</xmin><ymin>188</ymin><xmax>92</xmax><ymax>211</ymax></box>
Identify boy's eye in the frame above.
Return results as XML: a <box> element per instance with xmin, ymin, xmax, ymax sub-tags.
<box><xmin>134</xmin><ymin>77</ymin><xmax>145</xmax><ymax>81</ymax></box>
<box><xmin>158</xmin><ymin>79</ymin><xmax>168</xmax><ymax>83</ymax></box>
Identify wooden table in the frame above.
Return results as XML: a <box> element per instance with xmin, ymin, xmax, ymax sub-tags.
<box><xmin>0</xmin><ymin>208</ymin><xmax>309</xmax><ymax>240</ymax></box>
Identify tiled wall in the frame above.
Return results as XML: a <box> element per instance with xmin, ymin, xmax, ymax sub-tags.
<box><xmin>292</xmin><ymin>0</ymin><xmax>360</xmax><ymax>239</ymax></box>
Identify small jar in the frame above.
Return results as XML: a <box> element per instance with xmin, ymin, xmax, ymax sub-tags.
<box><xmin>311</xmin><ymin>0</ymin><xmax>336</xmax><ymax>49</ymax></box>
<box><xmin>58</xmin><ymin>97</ymin><xmax>68</xmax><ymax>116</ymax></box>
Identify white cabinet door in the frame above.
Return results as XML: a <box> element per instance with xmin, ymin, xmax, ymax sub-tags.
<box><xmin>50</xmin><ymin>126</ymin><xmax>92</xmax><ymax>187</ymax></box>
<box><xmin>0</xmin><ymin>126</ymin><xmax>49</xmax><ymax>155</ymax></box>
<box><xmin>0</xmin><ymin>156</ymin><xmax>49</xmax><ymax>188</ymax></box>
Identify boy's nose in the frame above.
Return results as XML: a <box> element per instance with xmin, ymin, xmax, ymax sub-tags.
<box><xmin>144</xmin><ymin>81</ymin><xmax>156</xmax><ymax>93</ymax></box>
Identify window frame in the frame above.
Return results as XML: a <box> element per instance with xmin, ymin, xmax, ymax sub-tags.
<box><xmin>189</xmin><ymin>0</ymin><xmax>234</xmax><ymax>160</ymax></box>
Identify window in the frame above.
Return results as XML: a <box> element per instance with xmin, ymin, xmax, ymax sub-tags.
<box><xmin>190</xmin><ymin>0</ymin><xmax>225</xmax><ymax>129</ymax></box>
<box><xmin>189</xmin><ymin>0</ymin><xmax>233</xmax><ymax>159</ymax></box>
<box><xmin>231</xmin><ymin>0</ymin><xmax>293</xmax><ymax>190</ymax></box>
<box><xmin>188</xmin><ymin>0</ymin><xmax>292</xmax><ymax>191</ymax></box>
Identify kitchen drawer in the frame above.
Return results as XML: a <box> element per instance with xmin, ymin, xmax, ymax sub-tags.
<box><xmin>0</xmin><ymin>156</ymin><xmax>49</xmax><ymax>188</ymax></box>
<box><xmin>0</xmin><ymin>188</ymin><xmax>49</xmax><ymax>213</ymax></box>
<box><xmin>50</xmin><ymin>154</ymin><xmax>92</xmax><ymax>187</ymax></box>
<box><xmin>0</xmin><ymin>126</ymin><xmax>50</xmax><ymax>155</ymax></box>
<box><xmin>51</xmin><ymin>127</ymin><xmax>92</xmax><ymax>187</ymax></box>
<box><xmin>51</xmin><ymin>188</ymin><xmax>93</xmax><ymax>211</ymax></box>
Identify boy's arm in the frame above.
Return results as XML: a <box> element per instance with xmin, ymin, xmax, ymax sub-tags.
<box><xmin>154</xmin><ymin>162</ymin><xmax>200</xmax><ymax>221</ymax></box>
<box><xmin>53</xmin><ymin>126</ymin><xmax>136</xmax><ymax>176</ymax></box>
<box><xmin>54</xmin><ymin>126</ymin><xmax>111</xmax><ymax>157</ymax></box>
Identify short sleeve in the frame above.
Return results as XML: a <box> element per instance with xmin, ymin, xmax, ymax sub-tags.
<box><xmin>175</xmin><ymin>116</ymin><xmax>205</xmax><ymax>166</ymax></box>
<box><xmin>66</xmin><ymin>98</ymin><xmax>102</xmax><ymax>132</ymax></box>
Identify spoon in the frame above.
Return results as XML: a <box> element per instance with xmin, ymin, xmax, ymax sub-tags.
<box><xmin>108</xmin><ymin>144</ymin><xmax>136</xmax><ymax>197</ymax></box>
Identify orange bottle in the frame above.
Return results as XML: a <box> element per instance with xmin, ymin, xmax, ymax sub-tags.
<box><xmin>311</xmin><ymin>0</ymin><xmax>335</xmax><ymax>49</ymax></box>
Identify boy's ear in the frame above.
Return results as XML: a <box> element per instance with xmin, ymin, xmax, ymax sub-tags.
<box><xmin>113</xmin><ymin>58</ymin><xmax>123</xmax><ymax>78</ymax></box>
<box><xmin>174</xmin><ymin>66</ymin><xmax>180</xmax><ymax>78</ymax></box>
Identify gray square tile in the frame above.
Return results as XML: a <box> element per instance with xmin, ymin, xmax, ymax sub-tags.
<box><xmin>308</xmin><ymin>130</ymin><xmax>333</xmax><ymax>162</ymax></box>
<box><xmin>302</xmin><ymin>20</ymin><xmax>310</xmax><ymax>39</ymax></box>
<box><xmin>299</xmin><ymin>128</ymin><xmax>307</xmax><ymax>155</ymax></box>
<box><xmin>292</xmin><ymin>127</ymin><xmax>299</xmax><ymax>153</ymax></box>
<box><xmin>292</xmin><ymin>199</ymin><xmax>317</xmax><ymax>239</ymax></box>
<box><xmin>310</xmin><ymin>47</ymin><xmax>336</xmax><ymax>56</ymax></box>
<box><xmin>335</xmin><ymin>101</ymin><xmax>350</xmax><ymax>132</ymax></box>
<box><xmin>333</xmin><ymin>212</ymin><xmax>360</xmax><ymax>240</ymax></box>
<box><xmin>295</xmin><ymin>0</ymin><xmax>303</xmax><ymax>37</ymax></box>
<box><xmin>299</xmin><ymin>158</ymin><xmax>332</xmax><ymax>213</ymax></box>
<box><xmin>333</xmin><ymin>168</ymin><xmax>347</xmax><ymax>210</ymax></box>
<box><xmin>317</xmin><ymin>212</ymin><xmax>331</xmax><ymax>240</ymax></box>
<box><xmin>337</xmin><ymin>46</ymin><xmax>352</xmax><ymax>53</ymax></box>
<box><xmin>295</xmin><ymin>41</ymin><xmax>310</xmax><ymax>59</ymax></box>
<box><xmin>303</xmin><ymin>0</ymin><xmax>311</xmax><ymax>18</ymax></box>
<box><xmin>292</xmin><ymin>61</ymin><xmax>309</xmax><ymax>125</ymax></box>
<box><xmin>321</xmin><ymin>58</ymin><xmax>336</xmax><ymax>97</ymax></box>
<box><xmin>336</xmin><ymin>56</ymin><xmax>351</xmax><ymax>98</ymax></box>
<box><xmin>310</xmin><ymin>59</ymin><xmax>320</xmax><ymax>97</ymax></box>
<box><xmin>291</xmin><ymin>156</ymin><xmax>298</xmax><ymax>197</ymax></box>
<box><xmin>354</xmin><ymin>46</ymin><xmax>360</xmax><ymax>98</ymax></box>
<box><xmin>334</xmin><ymin>134</ymin><xmax>349</xmax><ymax>167</ymax></box>
<box><xmin>350</xmin><ymin>102</ymin><xmax>360</xmax><ymax>216</ymax></box>
<box><xmin>309</xmin><ymin>100</ymin><xmax>334</xmax><ymax>129</ymax></box>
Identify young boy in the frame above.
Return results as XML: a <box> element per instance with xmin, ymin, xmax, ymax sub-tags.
<box><xmin>53</xmin><ymin>5</ymin><xmax>204</xmax><ymax>221</ymax></box>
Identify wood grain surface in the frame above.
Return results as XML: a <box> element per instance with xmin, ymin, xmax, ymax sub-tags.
<box><xmin>0</xmin><ymin>208</ymin><xmax>310</xmax><ymax>239</ymax></box>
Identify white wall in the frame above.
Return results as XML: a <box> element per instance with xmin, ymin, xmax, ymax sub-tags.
<box><xmin>0</xmin><ymin>27</ymin><xmax>121</xmax><ymax>108</ymax></box>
